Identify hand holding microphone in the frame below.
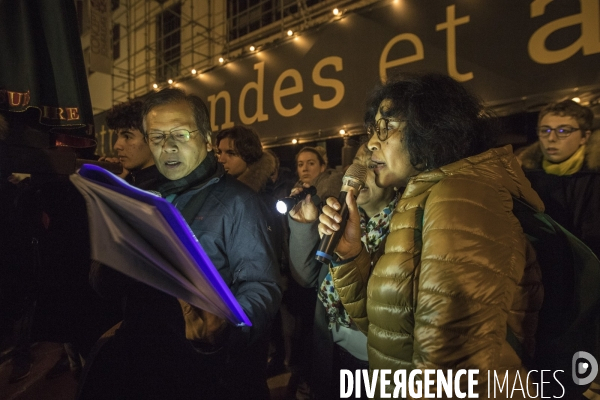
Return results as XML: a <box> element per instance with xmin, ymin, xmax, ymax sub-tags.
<box><xmin>315</xmin><ymin>163</ymin><xmax>367</xmax><ymax>264</ymax></box>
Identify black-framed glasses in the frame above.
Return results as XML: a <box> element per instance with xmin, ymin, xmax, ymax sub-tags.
<box><xmin>537</xmin><ymin>125</ymin><xmax>580</xmax><ymax>140</ymax></box>
<box><xmin>145</xmin><ymin>129</ymin><xmax>200</xmax><ymax>145</ymax></box>
<box><xmin>367</xmin><ymin>118</ymin><xmax>405</xmax><ymax>141</ymax></box>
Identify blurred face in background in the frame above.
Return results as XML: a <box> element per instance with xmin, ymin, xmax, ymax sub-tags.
<box><xmin>113</xmin><ymin>128</ymin><xmax>154</xmax><ymax>171</ymax></box>
<box><xmin>145</xmin><ymin>101</ymin><xmax>212</xmax><ymax>181</ymax></box>
<box><xmin>217</xmin><ymin>138</ymin><xmax>248</xmax><ymax>177</ymax></box>
<box><xmin>297</xmin><ymin>150</ymin><xmax>326</xmax><ymax>184</ymax></box>
<box><xmin>538</xmin><ymin>113</ymin><xmax>590</xmax><ymax>163</ymax></box>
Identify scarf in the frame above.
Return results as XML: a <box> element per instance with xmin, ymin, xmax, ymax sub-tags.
<box><xmin>542</xmin><ymin>144</ymin><xmax>586</xmax><ymax>176</ymax></box>
<box><xmin>318</xmin><ymin>192</ymin><xmax>400</xmax><ymax>329</ymax></box>
<box><xmin>159</xmin><ymin>151</ymin><xmax>218</xmax><ymax>197</ymax></box>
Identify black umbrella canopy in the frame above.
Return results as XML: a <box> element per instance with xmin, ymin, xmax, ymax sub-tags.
<box><xmin>0</xmin><ymin>0</ymin><xmax>96</xmax><ymax>150</ymax></box>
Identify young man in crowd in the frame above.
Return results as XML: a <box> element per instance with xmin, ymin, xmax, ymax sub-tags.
<box><xmin>103</xmin><ymin>99</ymin><xmax>166</xmax><ymax>190</ymax></box>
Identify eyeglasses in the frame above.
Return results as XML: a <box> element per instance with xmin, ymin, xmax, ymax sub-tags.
<box><xmin>537</xmin><ymin>125</ymin><xmax>580</xmax><ymax>139</ymax></box>
<box><xmin>145</xmin><ymin>129</ymin><xmax>200</xmax><ymax>145</ymax></box>
<box><xmin>367</xmin><ymin>118</ymin><xmax>405</xmax><ymax>141</ymax></box>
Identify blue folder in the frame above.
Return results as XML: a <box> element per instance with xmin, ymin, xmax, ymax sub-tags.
<box><xmin>77</xmin><ymin>163</ymin><xmax>251</xmax><ymax>327</ymax></box>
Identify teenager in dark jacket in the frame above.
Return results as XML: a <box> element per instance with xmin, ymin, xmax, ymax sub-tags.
<box><xmin>518</xmin><ymin>100</ymin><xmax>600</xmax><ymax>257</ymax></box>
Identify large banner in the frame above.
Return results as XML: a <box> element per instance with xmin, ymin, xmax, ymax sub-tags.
<box><xmin>177</xmin><ymin>0</ymin><xmax>600</xmax><ymax>145</ymax></box>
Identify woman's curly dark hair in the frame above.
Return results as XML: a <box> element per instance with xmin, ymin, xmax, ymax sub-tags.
<box><xmin>364</xmin><ymin>73</ymin><xmax>499</xmax><ymax>171</ymax></box>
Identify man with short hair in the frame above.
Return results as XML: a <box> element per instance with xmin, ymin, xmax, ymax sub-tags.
<box><xmin>104</xmin><ymin>100</ymin><xmax>165</xmax><ymax>190</ymax></box>
<box><xmin>143</xmin><ymin>88</ymin><xmax>281</xmax><ymax>398</ymax></box>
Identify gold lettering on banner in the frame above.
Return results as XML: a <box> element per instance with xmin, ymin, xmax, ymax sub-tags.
<box><xmin>239</xmin><ymin>62</ymin><xmax>269</xmax><ymax>125</ymax></box>
<box><xmin>274</xmin><ymin>69</ymin><xmax>303</xmax><ymax>117</ymax></box>
<box><xmin>207</xmin><ymin>91</ymin><xmax>235</xmax><ymax>132</ymax></box>
<box><xmin>528</xmin><ymin>0</ymin><xmax>600</xmax><ymax>64</ymax></box>
<box><xmin>379</xmin><ymin>33</ymin><xmax>424</xmax><ymax>83</ymax></box>
<box><xmin>42</xmin><ymin>106</ymin><xmax>81</xmax><ymax>121</ymax></box>
<box><xmin>5</xmin><ymin>90</ymin><xmax>31</xmax><ymax>107</ymax></box>
<box><xmin>312</xmin><ymin>56</ymin><xmax>344</xmax><ymax>110</ymax></box>
<box><xmin>436</xmin><ymin>5</ymin><xmax>473</xmax><ymax>82</ymax></box>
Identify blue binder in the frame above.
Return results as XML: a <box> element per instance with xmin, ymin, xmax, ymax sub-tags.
<box><xmin>75</xmin><ymin>163</ymin><xmax>251</xmax><ymax>327</ymax></box>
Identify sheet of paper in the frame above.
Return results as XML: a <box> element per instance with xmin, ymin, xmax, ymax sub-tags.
<box><xmin>70</xmin><ymin>169</ymin><xmax>250</xmax><ymax>326</ymax></box>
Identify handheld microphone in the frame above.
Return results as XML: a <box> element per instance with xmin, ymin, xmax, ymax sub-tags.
<box><xmin>276</xmin><ymin>185</ymin><xmax>317</xmax><ymax>214</ymax></box>
<box><xmin>315</xmin><ymin>163</ymin><xmax>367</xmax><ymax>264</ymax></box>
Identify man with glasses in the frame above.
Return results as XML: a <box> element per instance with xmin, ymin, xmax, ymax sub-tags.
<box><xmin>82</xmin><ymin>88</ymin><xmax>281</xmax><ymax>399</ymax></box>
<box><xmin>518</xmin><ymin>99</ymin><xmax>600</xmax><ymax>256</ymax></box>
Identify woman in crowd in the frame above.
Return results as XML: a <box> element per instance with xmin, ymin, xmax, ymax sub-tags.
<box><xmin>295</xmin><ymin>146</ymin><xmax>343</xmax><ymax>204</ymax></box>
<box><xmin>276</xmin><ymin>146</ymin><xmax>343</xmax><ymax>397</ymax></box>
<box><xmin>517</xmin><ymin>100</ymin><xmax>600</xmax><ymax>256</ymax></box>
<box><xmin>319</xmin><ymin>73</ymin><xmax>544</xmax><ymax>397</ymax></box>
<box><xmin>288</xmin><ymin>144</ymin><xmax>398</xmax><ymax>399</ymax></box>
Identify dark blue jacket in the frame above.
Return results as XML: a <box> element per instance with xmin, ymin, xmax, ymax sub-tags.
<box><xmin>169</xmin><ymin>163</ymin><xmax>282</xmax><ymax>345</ymax></box>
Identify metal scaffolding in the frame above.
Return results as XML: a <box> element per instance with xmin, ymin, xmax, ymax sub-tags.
<box><xmin>105</xmin><ymin>0</ymin><xmax>375</xmax><ymax>107</ymax></box>
<box><xmin>109</xmin><ymin>0</ymin><xmax>228</xmax><ymax>105</ymax></box>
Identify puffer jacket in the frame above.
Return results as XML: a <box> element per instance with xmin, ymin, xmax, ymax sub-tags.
<box><xmin>331</xmin><ymin>145</ymin><xmax>544</xmax><ymax>397</ymax></box>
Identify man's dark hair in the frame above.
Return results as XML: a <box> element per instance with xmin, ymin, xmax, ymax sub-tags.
<box><xmin>364</xmin><ymin>73</ymin><xmax>499</xmax><ymax>171</ymax></box>
<box><xmin>538</xmin><ymin>100</ymin><xmax>594</xmax><ymax>133</ymax></box>
<box><xmin>141</xmin><ymin>88</ymin><xmax>212</xmax><ymax>142</ymax></box>
<box><xmin>106</xmin><ymin>100</ymin><xmax>144</xmax><ymax>132</ymax></box>
<box><xmin>215</xmin><ymin>126</ymin><xmax>263</xmax><ymax>165</ymax></box>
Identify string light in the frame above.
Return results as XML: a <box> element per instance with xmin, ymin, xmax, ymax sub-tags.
<box><xmin>249</xmin><ymin>45</ymin><xmax>255</xmax><ymax>51</ymax></box>
<box><xmin>572</xmin><ymin>97</ymin><xmax>581</xmax><ymax>103</ymax></box>
<box><xmin>219</xmin><ymin>57</ymin><xmax>224</xmax><ymax>63</ymax></box>
<box><xmin>333</xmin><ymin>8</ymin><xmax>339</xmax><ymax>15</ymax></box>
<box><xmin>292</xmin><ymin>139</ymin><xmax>298</xmax><ymax>144</ymax></box>
<box><xmin>152</xmin><ymin>83</ymin><xmax>158</xmax><ymax>89</ymax></box>
<box><xmin>287</xmin><ymin>30</ymin><xmax>293</xmax><ymax>36</ymax></box>
<box><xmin>191</xmin><ymin>69</ymin><xmax>197</xmax><ymax>74</ymax></box>
<box><xmin>168</xmin><ymin>79</ymin><xmax>173</xmax><ymax>84</ymax></box>
<box><xmin>339</xmin><ymin>129</ymin><xmax>346</xmax><ymax>135</ymax></box>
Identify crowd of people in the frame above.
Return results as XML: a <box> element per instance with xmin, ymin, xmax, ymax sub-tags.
<box><xmin>1</xmin><ymin>72</ymin><xmax>599</xmax><ymax>399</ymax></box>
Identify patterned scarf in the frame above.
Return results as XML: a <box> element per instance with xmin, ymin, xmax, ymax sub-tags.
<box><xmin>159</xmin><ymin>151</ymin><xmax>218</xmax><ymax>197</ymax></box>
<box><xmin>318</xmin><ymin>192</ymin><xmax>400</xmax><ymax>329</ymax></box>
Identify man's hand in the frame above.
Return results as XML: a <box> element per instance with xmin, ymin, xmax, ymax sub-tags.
<box><xmin>98</xmin><ymin>156</ymin><xmax>129</xmax><ymax>178</ymax></box>
<box><xmin>318</xmin><ymin>191</ymin><xmax>362</xmax><ymax>260</ymax></box>
<box><xmin>179</xmin><ymin>300</ymin><xmax>229</xmax><ymax>346</ymax></box>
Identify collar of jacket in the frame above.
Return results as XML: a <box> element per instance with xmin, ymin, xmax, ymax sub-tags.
<box><xmin>236</xmin><ymin>150</ymin><xmax>276</xmax><ymax>193</ymax></box>
<box><xmin>126</xmin><ymin>164</ymin><xmax>166</xmax><ymax>189</ymax></box>
<box><xmin>518</xmin><ymin>131</ymin><xmax>600</xmax><ymax>171</ymax></box>
<box><xmin>402</xmin><ymin>145</ymin><xmax>545</xmax><ymax>212</ymax></box>
<box><xmin>158</xmin><ymin>151</ymin><xmax>223</xmax><ymax>197</ymax></box>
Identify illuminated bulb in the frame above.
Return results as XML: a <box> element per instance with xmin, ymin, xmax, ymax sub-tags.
<box><xmin>191</xmin><ymin>69</ymin><xmax>197</xmax><ymax>74</ymax></box>
<box><xmin>287</xmin><ymin>30</ymin><xmax>293</xmax><ymax>36</ymax></box>
<box><xmin>572</xmin><ymin>97</ymin><xmax>581</xmax><ymax>103</ymax></box>
<box><xmin>333</xmin><ymin>8</ymin><xmax>339</xmax><ymax>15</ymax></box>
<box><xmin>339</xmin><ymin>129</ymin><xmax>346</xmax><ymax>135</ymax></box>
<box><xmin>292</xmin><ymin>139</ymin><xmax>298</xmax><ymax>144</ymax></box>
<box><xmin>249</xmin><ymin>45</ymin><xmax>255</xmax><ymax>51</ymax></box>
<box><xmin>168</xmin><ymin>79</ymin><xmax>173</xmax><ymax>84</ymax></box>
<box><xmin>152</xmin><ymin>83</ymin><xmax>158</xmax><ymax>89</ymax></box>
<box><xmin>219</xmin><ymin>57</ymin><xmax>224</xmax><ymax>63</ymax></box>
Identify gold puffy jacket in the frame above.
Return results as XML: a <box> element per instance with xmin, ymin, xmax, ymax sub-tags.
<box><xmin>331</xmin><ymin>146</ymin><xmax>545</xmax><ymax>397</ymax></box>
